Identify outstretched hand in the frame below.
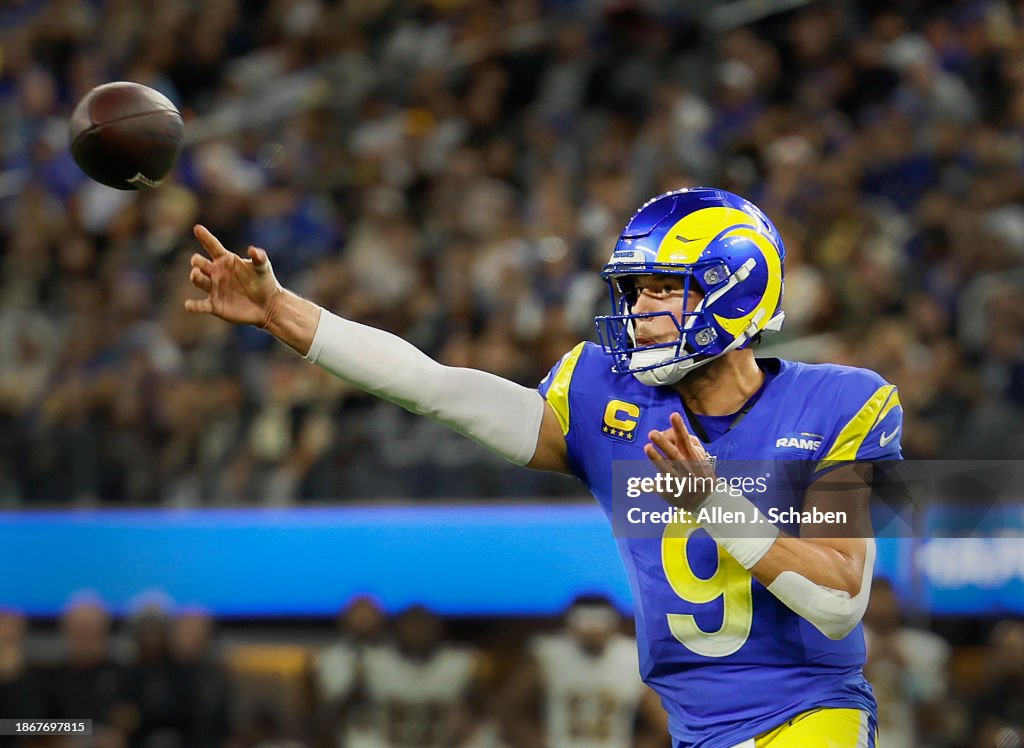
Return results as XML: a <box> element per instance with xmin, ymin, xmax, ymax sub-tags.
<box><xmin>644</xmin><ymin>412</ymin><xmax>718</xmax><ymax>510</ymax></box>
<box><xmin>185</xmin><ymin>225</ymin><xmax>283</xmax><ymax>327</ymax></box>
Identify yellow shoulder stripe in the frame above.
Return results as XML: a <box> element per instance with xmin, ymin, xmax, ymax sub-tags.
<box><xmin>545</xmin><ymin>342</ymin><xmax>586</xmax><ymax>436</ymax></box>
<box><xmin>820</xmin><ymin>384</ymin><xmax>901</xmax><ymax>463</ymax></box>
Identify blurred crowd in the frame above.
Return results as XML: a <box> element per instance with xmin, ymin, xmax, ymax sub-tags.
<box><xmin>0</xmin><ymin>585</ymin><xmax>1020</xmax><ymax>748</ymax></box>
<box><xmin>2</xmin><ymin>0</ymin><xmax>1024</xmax><ymax>505</ymax></box>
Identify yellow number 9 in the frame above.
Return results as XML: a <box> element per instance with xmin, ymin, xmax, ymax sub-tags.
<box><xmin>661</xmin><ymin>518</ymin><xmax>754</xmax><ymax>657</ymax></box>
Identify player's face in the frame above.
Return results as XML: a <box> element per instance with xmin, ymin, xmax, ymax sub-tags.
<box><xmin>343</xmin><ymin>596</ymin><xmax>385</xmax><ymax>641</ymax></box>
<box><xmin>567</xmin><ymin>605</ymin><xmax>619</xmax><ymax>655</ymax></box>
<box><xmin>173</xmin><ymin>613</ymin><xmax>213</xmax><ymax>661</ymax></box>
<box><xmin>395</xmin><ymin>608</ymin><xmax>443</xmax><ymax>656</ymax></box>
<box><xmin>63</xmin><ymin>604</ymin><xmax>109</xmax><ymax>662</ymax></box>
<box><xmin>135</xmin><ymin>616</ymin><xmax>171</xmax><ymax>662</ymax></box>
<box><xmin>571</xmin><ymin>620</ymin><xmax>615</xmax><ymax>655</ymax></box>
<box><xmin>627</xmin><ymin>274</ymin><xmax>703</xmax><ymax>345</ymax></box>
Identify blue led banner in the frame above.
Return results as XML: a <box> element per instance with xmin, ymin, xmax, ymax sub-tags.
<box><xmin>0</xmin><ymin>504</ymin><xmax>1020</xmax><ymax>616</ymax></box>
<box><xmin>0</xmin><ymin>505</ymin><xmax>634</xmax><ymax>616</ymax></box>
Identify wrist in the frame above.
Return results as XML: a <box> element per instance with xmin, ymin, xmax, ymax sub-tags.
<box><xmin>696</xmin><ymin>490</ymin><xmax>779</xmax><ymax>569</ymax></box>
<box><xmin>263</xmin><ymin>289</ymin><xmax>322</xmax><ymax>356</ymax></box>
<box><xmin>259</xmin><ymin>285</ymin><xmax>285</xmax><ymax>330</ymax></box>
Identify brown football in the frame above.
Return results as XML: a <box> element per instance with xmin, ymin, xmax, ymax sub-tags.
<box><xmin>69</xmin><ymin>82</ymin><xmax>184</xmax><ymax>190</ymax></box>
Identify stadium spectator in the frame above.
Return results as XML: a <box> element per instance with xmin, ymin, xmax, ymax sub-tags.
<box><xmin>970</xmin><ymin>621</ymin><xmax>1024</xmax><ymax>748</ymax></box>
<box><xmin>42</xmin><ymin>596</ymin><xmax>123</xmax><ymax>747</ymax></box>
<box><xmin>4</xmin><ymin>0</ymin><xmax>1024</xmax><ymax>738</ymax></box>
<box><xmin>314</xmin><ymin>596</ymin><xmax>387</xmax><ymax>747</ymax></box>
<box><xmin>0</xmin><ymin>1</ymin><xmax>1020</xmax><ymax>503</ymax></box>
<box><xmin>496</xmin><ymin>595</ymin><xmax>665</xmax><ymax>748</ymax></box>
<box><xmin>111</xmin><ymin>605</ymin><xmax>192</xmax><ymax>748</ymax></box>
<box><xmin>0</xmin><ymin>609</ymin><xmax>45</xmax><ymax>747</ymax></box>
<box><xmin>863</xmin><ymin>577</ymin><xmax>953</xmax><ymax>748</ymax></box>
<box><xmin>171</xmin><ymin>609</ymin><xmax>231</xmax><ymax>748</ymax></box>
<box><xmin>340</xmin><ymin>605</ymin><xmax>488</xmax><ymax>748</ymax></box>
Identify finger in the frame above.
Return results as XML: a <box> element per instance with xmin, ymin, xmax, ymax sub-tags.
<box><xmin>648</xmin><ymin>429</ymin><xmax>682</xmax><ymax>461</ymax></box>
<box><xmin>650</xmin><ymin>428</ymin><xmax>710</xmax><ymax>473</ymax></box>
<box><xmin>247</xmin><ymin>246</ymin><xmax>273</xmax><ymax>275</ymax></box>
<box><xmin>644</xmin><ymin>441</ymin><xmax>676</xmax><ymax>467</ymax></box>
<box><xmin>644</xmin><ymin>443</ymin><xmax>673</xmax><ymax>474</ymax></box>
<box><xmin>190</xmin><ymin>253</ymin><xmax>213</xmax><ymax>274</ymax></box>
<box><xmin>643</xmin><ymin>445</ymin><xmax>696</xmax><ymax>491</ymax></box>
<box><xmin>688</xmin><ymin>434</ymin><xmax>706</xmax><ymax>458</ymax></box>
<box><xmin>670</xmin><ymin>413</ymin><xmax>698</xmax><ymax>460</ymax></box>
<box><xmin>184</xmin><ymin>297</ymin><xmax>213</xmax><ymax>315</ymax></box>
<box><xmin>193</xmin><ymin>224</ymin><xmax>229</xmax><ymax>258</ymax></box>
<box><xmin>190</xmin><ymin>267</ymin><xmax>212</xmax><ymax>292</ymax></box>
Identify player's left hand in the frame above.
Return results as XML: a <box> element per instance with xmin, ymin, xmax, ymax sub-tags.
<box><xmin>644</xmin><ymin>412</ymin><xmax>717</xmax><ymax>510</ymax></box>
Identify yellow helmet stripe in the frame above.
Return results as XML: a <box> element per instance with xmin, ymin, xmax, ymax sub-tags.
<box><xmin>711</xmin><ymin>227</ymin><xmax>782</xmax><ymax>337</ymax></box>
<box><xmin>654</xmin><ymin>206</ymin><xmax>756</xmax><ymax>264</ymax></box>
<box><xmin>652</xmin><ymin>207</ymin><xmax>782</xmax><ymax>339</ymax></box>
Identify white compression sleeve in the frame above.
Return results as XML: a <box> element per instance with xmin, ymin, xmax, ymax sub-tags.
<box><xmin>766</xmin><ymin>538</ymin><xmax>876</xmax><ymax>640</ymax></box>
<box><xmin>304</xmin><ymin>308</ymin><xmax>545</xmax><ymax>466</ymax></box>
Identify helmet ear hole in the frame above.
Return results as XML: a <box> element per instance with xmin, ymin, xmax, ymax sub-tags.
<box><xmin>694</xmin><ymin>261</ymin><xmax>730</xmax><ymax>295</ymax></box>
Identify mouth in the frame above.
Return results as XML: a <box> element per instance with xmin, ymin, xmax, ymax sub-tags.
<box><xmin>634</xmin><ymin>335</ymin><xmax>656</xmax><ymax>346</ymax></box>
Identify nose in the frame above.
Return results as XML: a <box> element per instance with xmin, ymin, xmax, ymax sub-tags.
<box><xmin>631</xmin><ymin>289</ymin><xmax>657</xmax><ymax>313</ymax></box>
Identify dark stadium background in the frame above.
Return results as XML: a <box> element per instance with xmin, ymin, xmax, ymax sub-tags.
<box><xmin>0</xmin><ymin>0</ymin><xmax>1022</xmax><ymax>746</ymax></box>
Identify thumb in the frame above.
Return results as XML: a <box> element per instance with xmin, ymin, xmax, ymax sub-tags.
<box><xmin>247</xmin><ymin>246</ymin><xmax>271</xmax><ymax>271</ymax></box>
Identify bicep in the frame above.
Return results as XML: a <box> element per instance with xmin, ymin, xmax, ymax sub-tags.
<box><xmin>803</xmin><ymin>462</ymin><xmax>874</xmax><ymax>539</ymax></box>
<box><xmin>800</xmin><ymin>463</ymin><xmax>873</xmax><ymax>593</ymax></box>
<box><xmin>525</xmin><ymin>399</ymin><xmax>572</xmax><ymax>474</ymax></box>
<box><xmin>752</xmin><ymin>464</ymin><xmax>873</xmax><ymax>595</ymax></box>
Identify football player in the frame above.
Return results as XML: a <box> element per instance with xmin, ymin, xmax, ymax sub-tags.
<box><xmin>345</xmin><ymin>605</ymin><xmax>486</xmax><ymax>748</ymax></box>
<box><xmin>187</xmin><ymin>187</ymin><xmax>902</xmax><ymax>747</ymax></box>
<box><xmin>497</xmin><ymin>594</ymin><xmax>664</xmax><ymax>748</ymax></box>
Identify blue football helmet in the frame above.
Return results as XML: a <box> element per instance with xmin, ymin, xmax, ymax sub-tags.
<box><xmin>595</xmin><ymin>188</ymin><xmax>786</xmax><ymax>386</ymax></box>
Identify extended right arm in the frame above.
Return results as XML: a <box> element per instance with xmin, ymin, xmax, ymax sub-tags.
<box><xmin>186</xmin><ymin>225</ymin><xmax>571</xmax><ymax>474</ymax></box>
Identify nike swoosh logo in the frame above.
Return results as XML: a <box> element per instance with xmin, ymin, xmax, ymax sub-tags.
<box><xmin>879</xmin><ymin>427</ymin><xmax>900</xmax><ymax>447</ymax></box>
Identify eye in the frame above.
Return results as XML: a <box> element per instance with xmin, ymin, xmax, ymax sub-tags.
<box><xmin>653</xmin><ymin>281</ymin><xmax>685</xmax><ymax>298</ymax></box>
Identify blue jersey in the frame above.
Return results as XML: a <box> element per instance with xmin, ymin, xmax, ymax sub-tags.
<box><xmin>538</xmin><ymin>343</ymin><xmax>903</xmax><ymax>748</ymax></box>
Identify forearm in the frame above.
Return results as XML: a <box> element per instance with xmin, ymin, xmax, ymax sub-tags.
<box><xmin>264</xmin><ymin>288</ymin><xmax>321</xmax><ymax>356</ymax></box>
<box><xmin>750</xmin><ymin>536</ymin><xmax>866</xmax><ymax>594</ymax></box>
<box><xmin>758</xmin><ymin>536</ymin><xmax>875</xmax><ymax>640</ymax></box>
<box><xmin>299</xmin><ymin>307</ymin><xmax>545</xmax><ymax>465</ymax></box>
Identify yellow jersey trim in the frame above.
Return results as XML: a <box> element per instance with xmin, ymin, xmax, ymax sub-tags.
<box><xmin>546</xmin><ymin>342</ymin><xmax>586</xmax><ymax>436</ymax></box>
<box><xmin>820</xmin><ymin>384</ymin><xmax>900</xmax><ymax>464</ymax></box>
